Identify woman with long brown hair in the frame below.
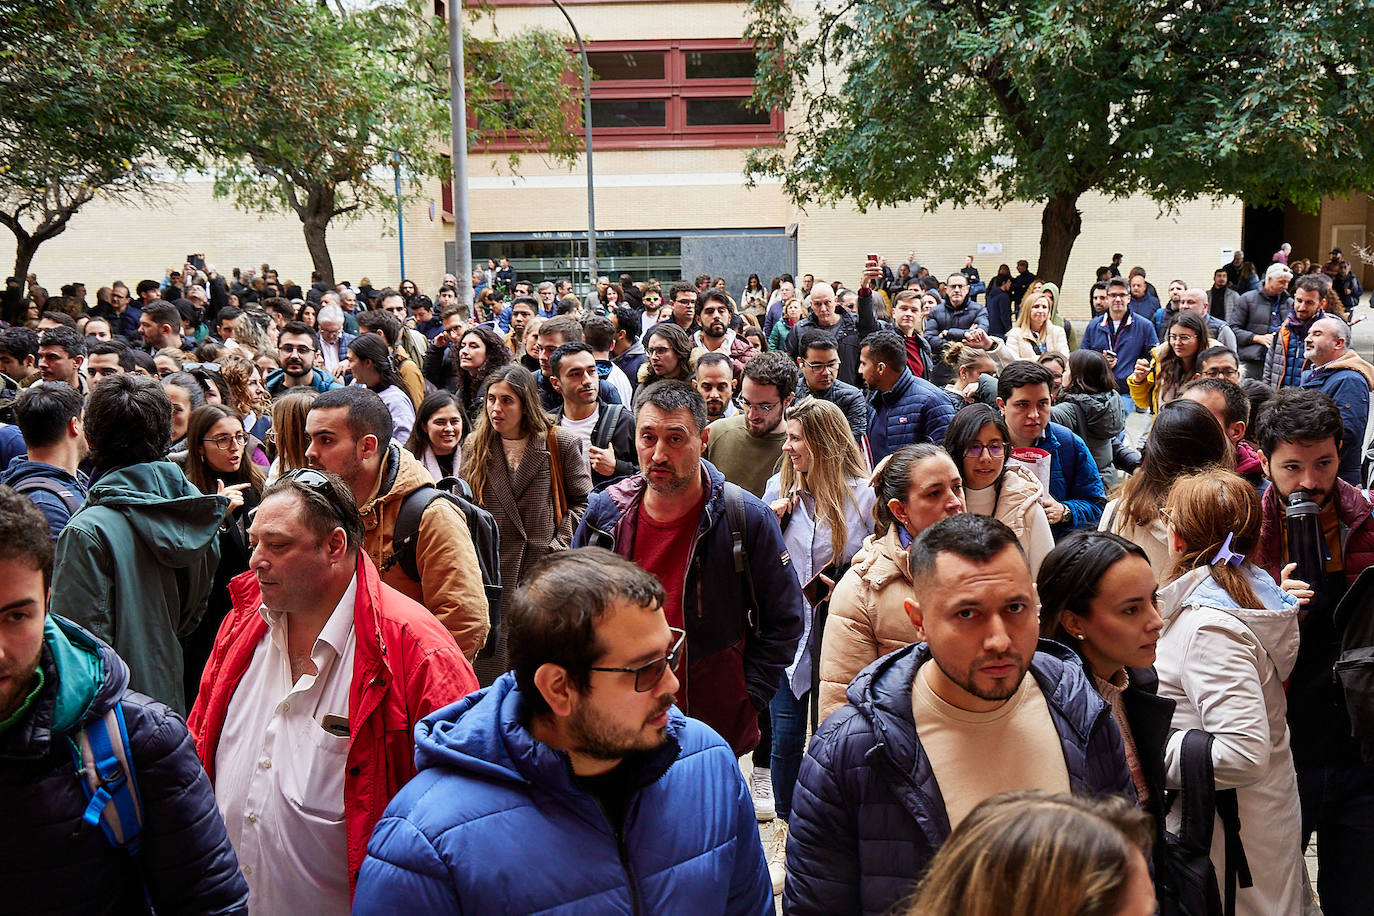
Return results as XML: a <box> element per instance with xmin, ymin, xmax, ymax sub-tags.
<box><xmin>1101</xmin><ymin>398</ymin><xmax>1232</xmax><ymax>580</ymax></box>
<box><xmin>761</xmin><ymin>397</ymin><xmax>875</xmax><ymax>823</ymax></box>
<box><xmin>265</xmin><ymin>388</ymin><xmax>317</xmax><ymax>482</ymax></box>
<box><xmin>453</xmin><ymin>325</ymin><xmax>512</xmax><ymax>425</ymax></box>
<box><xmin>218</xmin><ymin>355</ymin><xmax>271</xmax><ymax>465</ymax></box>
<box><xmin>1155</xmin><ymin>468</ymin><xmax>1306</xmax><ymax>915</ymax></box>
<box><xmin>178</xmin><ymin>403</ymin><xmax>264</xmax><ymax>708</ymax></box>
<box><xmin>462</xmin><ymin>364</ymin><xmax>592</xmax><ymax>684</ymax></box>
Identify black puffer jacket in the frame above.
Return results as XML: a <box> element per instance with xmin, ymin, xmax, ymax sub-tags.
<box><xmin>0</xmin><ymin>615</ymin><xmax>248</xmax><ymax>915</ymax></box>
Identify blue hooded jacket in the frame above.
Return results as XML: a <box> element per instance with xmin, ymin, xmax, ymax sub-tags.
<box><xmin>354</xmin><ymin>673</ymin><xmax>773</xmax><ymax>915</ymax></box>
<box><xmin>866</xmin><ymin>369</ymin><xmax>955</xmax><ymax>463</ymax></box>
<box><xmin>784</xmin><ymin>640</ymin><xmax>1133</xmax><ymax>916</ymax></box>
<box><xmin>0</xmin><ymin>615</ymin><xmax>247</xmax><ymax>914</ymax></box>
<box><xmin>0</xmin><ymin>457</ymin><xmax>88</xmax><ymax>543</ymax></box>
<box><xmin>1033</xmin><ymin>421</ymin><xmax>1107</xmax><ymax>537</ymax></box>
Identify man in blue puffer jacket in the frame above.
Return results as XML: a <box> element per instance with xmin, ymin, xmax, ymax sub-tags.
<box><xmin>0</xmin><ymin>487</ymin><xmax>248</xmax><ymax>915</ymax></box>
<box><xmin>785</xmin><ymin>516</ymin><xmax>1132</xmax><ymax>916</ymax></box>
<box><xmin>860</xmin><ymin>330</ymin><xmax>955</xmax><ymax>464</ymax></box>
<box><xmin>354</xmin><ymin>548</ymin><xmax>773</xmax><ymax>915</ymax></box>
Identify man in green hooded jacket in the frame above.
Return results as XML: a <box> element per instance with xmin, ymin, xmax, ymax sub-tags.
<box><xmin>49</xmin><ymin>374</ymin><xmax>227</xmax><ymax>715</ymax></box>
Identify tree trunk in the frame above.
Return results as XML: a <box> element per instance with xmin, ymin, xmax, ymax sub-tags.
<box><xmin>11</xmin><ymin>233</ymin><xmax>40</xmax><ymax>288</ymax></box>
<box><xmin>300</xmin><ymin>181</ymin><xmax>336</xmax><ymax>288</ymax></box>
<box><xmin>1036</xmin><ymin>190</ymin><xmax>1083</xmax><ymax>288</ymax></box>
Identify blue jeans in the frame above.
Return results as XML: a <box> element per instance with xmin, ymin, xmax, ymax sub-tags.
<box><xmin>1298</xmin><ymin>763</ymin><xmax>1374</xmax><ymax>915</ymax></box>
<box><xmin>769</xmin><ymin>676</ymin><xmax>808</xmax><ymax>822</ymax></box>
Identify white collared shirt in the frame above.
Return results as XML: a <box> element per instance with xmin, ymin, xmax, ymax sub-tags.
<box><xmin>215</xmin><ymin>574</ymin><xmax>358</xmax><ymax>916</ymax></box>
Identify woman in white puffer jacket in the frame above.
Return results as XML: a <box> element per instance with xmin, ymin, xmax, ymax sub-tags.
<box><xmin>1154</xmin><ymin>468</ymin><xmax>1307</xmax><ymax>916</ymax></box>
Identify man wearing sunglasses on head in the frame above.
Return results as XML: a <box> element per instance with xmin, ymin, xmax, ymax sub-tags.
<box><xmin>354</xmin><ymin>547</ymin><xmax>773</xmax><ymax>915</ymax></box>
<box><xmin>189</xmin><ymin>467</ymin><xmax>478</xmax><ymax>915</ymax></box>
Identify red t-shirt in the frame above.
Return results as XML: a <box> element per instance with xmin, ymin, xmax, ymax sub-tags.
<box><xmin>904</xmin><ymin>333</ymin><xmax>925</xmax><ymax>378</ymax></box>
<box><xmin>632</xmin><ymin>494</ymin><xmax>705</xmax><ymax>631</ymax></box>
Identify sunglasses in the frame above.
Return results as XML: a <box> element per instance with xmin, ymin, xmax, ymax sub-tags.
<box><xmin>588</xmin><ymin>628</ymin><xmax>685</xmax><ymax>692</ymax></box>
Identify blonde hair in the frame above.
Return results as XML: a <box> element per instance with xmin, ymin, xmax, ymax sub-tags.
<box><xmin>1163</xmin><ymin>468</ymin><xmax>1263</xmax><ymax>609</ymax></box>
<box><xmin>906</xmin><ymin>791</ymin><xmax>1151</xmax><ymax>916</ymax></box>
<box><xmin>270</xmin><ymin>389</ymin><xmax>318</xmax><ymax>474</ymax></box>
<box><xmin>461</xmin><ymin>364</ymin><xmax>551</xmax><ymax>507</ymax></box>
<box><xmin>942</xmin><ymin>341</ymin><xmax>996</xmax><ymax>373</ymax></box>
<box><xmin>1017</xmin><ymin>292</ymin><xmax>1054</xmax><ymax>332</ymax></box>
<box><xmin>779</xmin><ymin>398</ymin><xmax>870</xmax><ymax>564</ymax></box>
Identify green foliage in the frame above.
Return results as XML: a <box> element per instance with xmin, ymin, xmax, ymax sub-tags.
<box><xmin>746</xmin><ymin>0</ymin><xmax>1374</xmax><ymax>273</ymax></box>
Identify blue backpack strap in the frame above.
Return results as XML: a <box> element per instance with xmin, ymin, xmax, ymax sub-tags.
<box><xmin>71</xmin><ymin>705</ymin><xmax>144</xmax><ymax>852</ymax></box>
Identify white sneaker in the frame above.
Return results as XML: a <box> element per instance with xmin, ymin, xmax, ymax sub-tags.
<box><xmin>751</xmin><ymin>767</ymin><xmax>776</xmax><ymax>822</ymax></box>
<box><xmin>769</xmin><ymin>861</ymin><xmax>786</xmax><ymax>897</ymax></box>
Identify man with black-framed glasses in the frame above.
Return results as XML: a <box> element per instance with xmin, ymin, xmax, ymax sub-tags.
<box><xmin>266</xmin><ymin>320</ymin><xmax>337</xmax><ymax>397</ymax></box>
<box><xmin>355</xmin><ymin>547</ymin><xmax>774</xmax><ymax>915</ymax></box>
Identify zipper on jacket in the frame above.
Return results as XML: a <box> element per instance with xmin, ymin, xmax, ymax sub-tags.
<box><xmin>593</xmin><ymin>798</ymin><xmax>644</xmax><ymax>916</ymax></box>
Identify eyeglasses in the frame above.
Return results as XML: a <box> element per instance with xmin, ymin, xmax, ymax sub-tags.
<box><xmin>588</xmin><ymin>628</ymin><xmax>686</xmax><ymax>692</ymax></box>
<box><xmin>1167</xmin><ymin>335</ymin><xmax>1197</xmax><ymax>345</ymax></box>
<box><xmin>739</xmin><ymin>397</ymin><xmax>779</xmax><ymax>415</ymax></box>
<box><xmin>202</xmin><ymin>432</ymin><xmax>248</xmax><ymax>450</ymax></box>
<box><xmin>279</xmin><ymin>344</ymin><xmax>315</xmax><ymax>356</ymax></box>
<box><xmin>646</xmin><ymin>346</ymin><xmax>673</xmax><ymax>357</ymax></box>
<box><xmin>1201</xmin><ymin>365</ymin><xmax>1240</xmax><ymax>379</ymax></box>
<box><xmin>804</xmin><ymin>360</ymin><xmax>840</xmax><ymax>372</ymax></box>
<box><xmin>183</xmin><ymin>361</ymin><xmax>220</xmax><ymax>373</ymax></box>
<box><xmin>964</xmin><ymin>442</ymin><xmax>1006</xmax><ymax>459</ymax></box>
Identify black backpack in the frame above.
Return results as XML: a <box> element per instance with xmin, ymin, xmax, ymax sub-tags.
<box><xmin>11</xmin><ymin>472</ymin><xmax>83</xmax><ymax>518</ymax></box>
<box><xmin>382</xmin><ymin>477</ymin><xmax>502</xmax><ymax>658</ymax></box>
<box><xmin>1159</xmin><ymin>729</ymin><xmax>1252</xmax><ymax>916</ymax></box>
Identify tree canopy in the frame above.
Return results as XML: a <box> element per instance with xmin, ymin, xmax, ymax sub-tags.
<box><xmin>746</xmin><ymin>0</ymin><xmax>1374</xmax><ymax>283</ymax></box>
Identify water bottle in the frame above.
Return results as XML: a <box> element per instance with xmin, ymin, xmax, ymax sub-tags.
<box><xmin>1284</xmin><ymin>490</ymin><xmax>1326</xmax><ymax>591</ymax></box>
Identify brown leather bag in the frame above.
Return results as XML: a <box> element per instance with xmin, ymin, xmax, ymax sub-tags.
<box><xmin>546</xmin><ymin>427</ymin><xmax>567</xmax><ymax>529</ymax></box>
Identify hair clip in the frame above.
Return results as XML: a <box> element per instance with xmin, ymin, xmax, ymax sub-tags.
<box><xmin>1212</xmin><ymin>532</ymin><xmax>1245</xmax><ymax>568</ymax></box>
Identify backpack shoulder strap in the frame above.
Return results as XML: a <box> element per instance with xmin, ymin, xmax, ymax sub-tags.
<box><xmin>1175</xmin><ymin>728</ymin><xmax>1217</xmax><ymax>855</ymax></box>
<box><xmin>383</xmin><ymin>485</ymin><xmax>448</xmax><ymax>582</ymax></box>
<box><xmin>723</xmin><ymin>482</ymin><xmax>761</xmax><ymax>635</ymax></box>
<box><xmin>592</xmin><ymin>403</ymin><xmax>624</xmax><ymax>451</ymax></box>
<box><xmin>71</xmin><ymin>704</ymin><xmax>144</xmax><ymax>852</ymax></box>
<box><xmin>12</xmin><ymin>474</ymin><xmax>82</xmax><ymax>517</ymax></box>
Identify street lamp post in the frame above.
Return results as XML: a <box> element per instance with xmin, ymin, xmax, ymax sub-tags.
<box><xmin>392</xmin><ymin>148</ymin><xmax>406</xmax><ymax>282</ymax></box>
<box><xmin>549</xmin><ymin>0</ymin><xmax>597</xmax><ymax>291</ymax></box>
<box><xmin>447</xmin><ymin>1</ymin><xmax>472</xmax><ymax>306</ymax></box>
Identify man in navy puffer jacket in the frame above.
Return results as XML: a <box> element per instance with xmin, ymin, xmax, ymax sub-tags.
<box><xmin>784</xmin><ymin>515</ymin><xmax>1132</xmax><ymax>916</ymax></box>
<box><xmin>0</xmin><ymin>487</ymin><xmax>247</xmax><ymax>915</ymax></box>
<box><xmin>355</xmin><ymin>548</ymin><xmax>773</xmax><ymax>915</ymax></box>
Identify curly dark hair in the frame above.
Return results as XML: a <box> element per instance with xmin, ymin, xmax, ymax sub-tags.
<box><xmin>457</xmin><ymin>325</ymin><xmax>513</xmax><ymax>410</ymax></box>
<box><xmin>0</xmin><ymin>485</ymin><xmax>54</xmax><ymax>585</ymax></box>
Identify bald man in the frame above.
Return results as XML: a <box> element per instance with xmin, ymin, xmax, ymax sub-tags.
<box><xmin>1301</xmin><ymin>315</ymin><xmax>1373</xmax><ymax>484</ymax></box>
<box><xmin>1178</xmin><ymin>288</ymin><xmax>1237</xmax><ymax>353</ymax></box>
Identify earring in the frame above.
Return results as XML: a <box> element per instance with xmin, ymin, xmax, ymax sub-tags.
<box><xmin>1073</xmin><ymin>633</ymin><xmax>1085</xmax><ymax>641</ymax></box>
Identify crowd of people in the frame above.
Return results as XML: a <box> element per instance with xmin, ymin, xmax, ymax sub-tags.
<box><xmin>0</xmin><ymin>241</ymin><xmax>1370</xmax><ymax>915</ymax></box>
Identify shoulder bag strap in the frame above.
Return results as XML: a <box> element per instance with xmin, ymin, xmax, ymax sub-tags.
<box><xmin>546</xmin><ymin>427</ymin><xmax>567</xmax><ymax>529</ymax></box>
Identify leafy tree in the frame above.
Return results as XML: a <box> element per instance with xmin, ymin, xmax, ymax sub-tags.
<box><xmin>0</xmin><ymin>0</ymin><xmax>218</xmax><ymax>284</ymax></box>
<box><xmin>205</xmin><ymin>0</ymin><xmax>580</xmax><ymax>286</ymax></box>
<box><xmin>745</xmin><ymin>0</ymin><xmax>1374</xmax><ymax>285</ymax></box>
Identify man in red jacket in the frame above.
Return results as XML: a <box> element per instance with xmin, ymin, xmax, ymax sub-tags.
<box><xmin>188</xmin><ymin>468</ymin><xmax>478</xmax><ymax>913</ymax></box>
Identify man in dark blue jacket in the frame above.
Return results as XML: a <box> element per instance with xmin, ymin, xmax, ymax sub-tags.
<box><xmin>572</xmin><ymin>381</ymin><xmax>803</xmax><ymax>757</ymax></box>
<box><xmin>0</xmin><ymin>486</ymin><xmax>248</xmax><ymax>914</ymax></box>
<box><xmin>859</xmin><ymin>330</ymin><xmax>954</xmax><ymax>463</ymax></box>
<box><xmin>998</xmin><ymin>361</ymin><xmax>1106</xmax><ymax>538</ymax></box>
<box><xmin>354</xmin><ymin>548</ymin><xmax>773</xmax><ymax>915</ymax></box>
<box><xmin>1299</xmin><ymin>315</ymin><xmax>1371</xmax><ymax>485</ymax></box>
<box><xmin>785</xmin><ymin>515</ymin><xmax>1132</xmax><ymax>916</ymax></box>
<box><xmin>1</xmin><ymin>382</ymin><xmax>88</xmax><ymax>542</ymax></box>
<box><xmin>1080</xmin><ymin>277</ymin><xmax>1159</xmax><ymax>414</ymax></box>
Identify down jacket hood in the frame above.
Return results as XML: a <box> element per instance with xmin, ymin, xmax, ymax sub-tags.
<box><xmin>1319</xmin><ymin>350</ymin><xmax>1374</xmax><ymax>389</ymax></box>
<box><xmin>1057</xmin><ymin>390</ymin><xmax>1122</xmax><ymax>440</ymax></box>
<box><xmin>1158</xmin><ymin>565</ymin><xmax>1300</xmax><ymax>679</ymax></box>
<box><xmin>414</xmin><ymin>671</ymin><xmax>683</xmax><ymax>792</ymax></box>
<box><xmin>84</xmin><ymin>461</ymin><xmax>226</xmax><ymax>568</ymax></box>
<box><xmin>3</xmin><ymin>615</ymin><xmax>123</xmax><ymax>754</ymax></box>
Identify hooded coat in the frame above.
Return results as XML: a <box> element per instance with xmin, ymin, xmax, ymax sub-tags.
<box><xmin>1051</xmin><ymin>389</ymin><xmax>1123</xmax><ymax>490</ymax></box>
<box><xmin>1299</xmin><ymin>349</ymin><xmax>1374</xmax><ymax>485</ymax></box>
<box><xmin>1155</xmin><ymin>566</ymin><xmax>1306</xmax><ymax>916</ymax></box>
<box><xmin>0</xmin><ymin>615</ymin><xmax>248</xmax><ymax>915</ymax></box>
<box><xmin>785</xmin><ymin>640</ymin><xmax>1133</xmax><ymax>916</ymax></box>
<box><xmin>352</xmin><ymin>674</ymin><xmax>773</xmax><ymax>915</ymax></box>
<box><xmin>49</xmin><ymin>461</ymin><xmax>227</xmax><ymax>715</ymax></box>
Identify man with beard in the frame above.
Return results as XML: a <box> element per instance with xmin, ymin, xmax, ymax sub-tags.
<box><xmin>693</xmin><ymin>352</ymin><xmax>739</xmax><ymax>421</ymax></box>
<box><xmin>572</xmin><ymin>381</ymin><xmax>803</xmax><ymax>759</ymax></box>
<box><xmin>704</xmin><ymin>352</ymin><xmax>797</xmax><ymax>498</ymax></box>
<box><xmin>550</xmin><ymin>343</ymin><xmax>637</xmax><ymax>489</ymax></box>
<box><xmin>784</xmin><ymin>514</ymin><xmax>1132</xmax><ymax>916</ymax></box>
<box><xmin>1300</xmin><ymin>316</ymin><xmax>1372</xmax><ymax>485</ymax></box>
<box><xmin>693</xmin><ymin>290</ymin><xmax>757</xmax><ymax>378</ymax></box>
<box><xmin>1253</xmin><ymin>389</ymin><xmax>1374</xmax><ymax>915</ymax></box>
<box><xmin>795</xmin><ymin>333</ymin><xmax>867</xmax><ymax>445</ymax></box>
<box><xmin>265</xmin><ymin>321</ymin><xmax>337</xmax><ymax>397</ymax></box>
<box><xmin>136</xmin><ymin>300</ymin><xmax>188</xmax><ymax>354</ymax></box>
<box><xmin>353</xmin><ymin>548</ymin><xmax>773</xmax><ymax>915</ymax></box>
<box><xmin>1264</xmin><ymin>272</ymin><xmax>1329</xmax><ymax>389</ymax></box>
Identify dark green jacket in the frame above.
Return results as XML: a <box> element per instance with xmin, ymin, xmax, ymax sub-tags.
<box><xmin>49</xmin><ymin>461</ymin><xmax>226</xmax><ymax>715</ymax></box>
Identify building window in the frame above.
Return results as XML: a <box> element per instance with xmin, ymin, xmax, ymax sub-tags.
<box><xmin>480</xmin><ymin>38</ymin><xmax>782</xmax><ymax>152</ymax></box>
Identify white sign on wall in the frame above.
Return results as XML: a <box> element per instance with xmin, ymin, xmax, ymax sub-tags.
<box><xmin>977</xmin><ymin>243</ymin><xmax>1004</xmax><ymax>254</ymax></box>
